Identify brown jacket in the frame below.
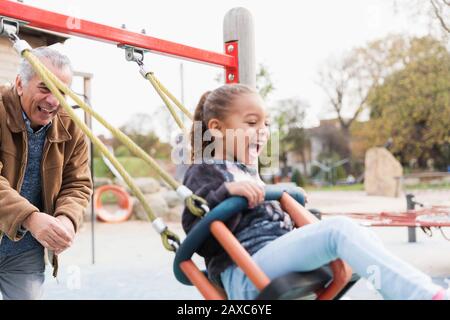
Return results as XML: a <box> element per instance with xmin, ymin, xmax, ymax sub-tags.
<box><xmin>0</xmin><ymin>84</ymin><xmax>92</xmax><ymax>276</ymax></box>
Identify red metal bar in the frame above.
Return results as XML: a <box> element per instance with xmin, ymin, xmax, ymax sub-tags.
<box><xmin>179</xmin><ymin>260</ymin><xmax>226</xmax><ymax>300</ymax></box>
<box><xmin>210</xmin><ymin>221</ymin><xmax>271</xmax><ymax>291</ymax></box>
<box><xmin>224</xmin><ymin>41</ymin><xmax>239</xmax><ymax>84</ymax></box>
<box><xmin>322</xmin><ymin>206</ymin><xmax>450</xmax><ymax>227</ymax></box>
<box><xmin>0</xmin><ymin>0</ymin><xmax>238</xmax><ymax>70</ymax></box>
<box><xmin>280</xmin><ymin>193</ymin><xmax>353</xmax><ymax>300</ymax></box>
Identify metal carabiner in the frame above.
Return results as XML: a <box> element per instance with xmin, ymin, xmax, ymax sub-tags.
<box><xmin>124</xmin><ymin>46</ymin><xmax>145</xmax><ymax>65</ymax></box>
<box><xmin>0</xmin><ymin>18</ymin><xmax>20</xmax><ymax>41</ymax></box>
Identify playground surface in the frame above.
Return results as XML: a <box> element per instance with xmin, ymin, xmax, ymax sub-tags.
<box><xmin>43</xmin><ymin>189</ymin><xmax>450</xmax><ymax>300</ymax></box>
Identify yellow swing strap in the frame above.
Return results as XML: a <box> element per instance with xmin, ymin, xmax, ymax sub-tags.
<box><xmin>21</xmin><ymin>50</ymin><xmax>181</xmax><ymax>251</ymax></box>
<box><xmin>146</xmin><ymin>72</ymin><xmax>193</xmax><ymax>121</ymax></box>
<box><xmin>125</xmin><ymin>48</ymin><xmax>193</xmax><ymax>126</ymax></box>
<box><xmin>146</xmin><ymin>72</ymin><xmax>186</xmax><ymax>132</ymax></box>
<box><xmin>21</xmin><ymin>51</ymin><xmax>207</xmax><ymax>219</ymax></box>
<box><xmin>136</xmin><ymin>63</ymin><xmax>193</xmax><ymax>134</ymax></box>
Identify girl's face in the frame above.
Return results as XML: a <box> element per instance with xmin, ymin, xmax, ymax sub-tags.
<box><xmin>208</xmin><ymin>93</ymin><xmax>270</xmax><ymax>165</ymax></box>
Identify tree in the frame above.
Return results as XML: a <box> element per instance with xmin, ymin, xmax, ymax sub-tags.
<box><xmin>318</xmin><ymin>34</ymin><xmax>439</xmax><ymax>165</ymax></box>
<box><xmin>429</xmin><ymin>0</ymin><xmax>450</xmax><ymax>33</ymax></box>
<box><xmin>317</xmin><ymin>46</ymin><xmax>377</xmax><ymax>161</ymax></box>
<box><xmin>393</xmin><ymin>0</ymin><xmax>450</xmax><ymax>35</ymax></box>
<box><xmin>310</xmin><ymin>151</ymin><xmax>348</xmax><ymax>185</ymax></box>
<box><xmin>310</xmin><ymin>119</ymin><xmax>351</xmax><ymax>162</ymax></box>
<box><xmin>269</xmin><ymin>98</ymin><xmax>309</xmax><ymax>177</ymax></box>
<box><xmin>291</xmin><ymin>168</ymin><xmax>306</xmax><ymax>187</ymax></box>
<box><xmin>256</xmin><ymin>63</ymin><xmax>275</xmax><ymax>100</ymax></box>
<box><xmin>363</xmin><ymin>36</ymin><xmax>450</xmax><ymax>169</ymax></box>
<box><xmin>284</xmin><ymin>126</ymin><xmax>310</xmax><ymax>176</ymax></box>
<box><xmin>114</xmin><ymin>113</ymin><xmax>171</xmax><ymax>159</ymax></box>
<box><xmin>117</xmin><ymin>112</ymin><xmax>154</xmax><ymax>137</ymax></box>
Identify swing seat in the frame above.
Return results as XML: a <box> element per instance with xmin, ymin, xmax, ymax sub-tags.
<box><xmin>174</xmin><ymin>185</ymin><xmax>357</xmax><ymax>300</ymax></box>
<box><xmin>256</xmin><ymin>268</ymin><xmax>360</xmax><ymax>300</ymax></box>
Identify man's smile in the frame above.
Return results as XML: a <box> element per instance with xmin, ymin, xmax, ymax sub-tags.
<box><xmin>37</xmin><ymin>104</ymin><xmax>57</xmax><ymax>116</ymax></box>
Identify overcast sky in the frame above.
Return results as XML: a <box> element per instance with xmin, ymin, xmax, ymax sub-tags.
<box><xmin>24</xmin><ymin>0</ymin><xmax>431</xmax><ymax>141</ymax></box>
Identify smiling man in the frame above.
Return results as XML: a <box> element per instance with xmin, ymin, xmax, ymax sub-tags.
<box><xmin>0</xmin><ymin>47</ymin><xmax>92</xmax><ymax>299</ymax></box>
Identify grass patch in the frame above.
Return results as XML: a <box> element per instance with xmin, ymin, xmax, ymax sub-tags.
<box><xmin>93</xmin><ymin>157</ymin><xmax>161</xmax><ymax>179</ymax></box>
<box><xmin>404</xmin><ymin>182</ymin><xmax>450</xmax><ymax>190</ymax></box>
<box><xmin>99</xmin><ymin>191</ymin><xmax>119</xmax><ymax>204</ymax></box>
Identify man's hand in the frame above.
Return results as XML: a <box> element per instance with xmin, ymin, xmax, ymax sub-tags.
<box><xmin>22</xmin><ymin>212</ymin><xmax>74</xmax><ymax>255</ymax></box>
<box><xmin>55</xmin><ymin>215</ymin><xmax>76</xmax><ymax>255</ymax></box>
<box><xmin>56</xmin><ymin>215</ymin><xmax>75</xmax><ymax>237</ymax></box>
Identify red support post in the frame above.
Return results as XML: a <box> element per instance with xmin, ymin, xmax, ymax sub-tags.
<box><xmin>224</xmin><ymin>41</ymin><xmax>239</xmax><ymax>84</ymax></box>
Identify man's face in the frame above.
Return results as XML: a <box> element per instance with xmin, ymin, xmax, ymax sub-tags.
<box><xmin>16</xmin><ymin>57</ymin><xmax>72</xmax><ymax>130</ymax></box>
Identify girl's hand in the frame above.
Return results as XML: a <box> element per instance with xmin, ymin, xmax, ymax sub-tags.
<box><xmin>224</xmin><ymin>181</ymin><xmax>265</xmax><ymax>209</ymax></box>
<box><xmin>297</xmin><ymin>187</ymin><xmax>308</xmax><ymax>203</ymax></box>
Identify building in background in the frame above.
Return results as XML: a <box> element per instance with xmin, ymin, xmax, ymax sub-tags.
<box><xmin>287</xmin><ymin>119</ymin><xmax>349</xmax><ymax>176</ymax></box>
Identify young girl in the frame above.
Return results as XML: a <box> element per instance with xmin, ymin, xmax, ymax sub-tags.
<box><xmin>181</xmin><ymin>83</ymin><xmax>448</xmax><ymax>300</ymax></box>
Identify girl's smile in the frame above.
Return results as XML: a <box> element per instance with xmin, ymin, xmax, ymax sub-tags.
<box><xmin>209</xmin><ymin>93</ymin><xmax>270</xmax><ymax>165</ymax></box>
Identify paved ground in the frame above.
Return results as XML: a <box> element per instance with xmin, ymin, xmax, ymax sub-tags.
<box><xmin>43</xmin><ymin>189</ymin><xmax>450</xmax><ymax>300</ymax></box>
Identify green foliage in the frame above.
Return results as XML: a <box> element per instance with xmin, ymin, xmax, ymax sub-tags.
<box><xmin>92</xmin><ymin>144</ymin><xmax>102</xmax><ymax>158</ymax></box>
<box><xmin>291</xmin><ymin>169</ymin><xmax>306</xmax><ymax>187</ymax></box>
<box><xmin>93</xmin><ymin>157</ymin><xmax>160</xmax><ymax>178</ymax></box>
<box><xmin>311</xmin><ymin>151</ymin><xmax>347</xmax><ymax>184</ymax></box>
<box><xmin>365</xmin><ymin>36</ymin><xmax>450</xmax><ymax>169</ymax></box>
<box><xmin>114</xmin><ymin>145</ymin><xmax>131</xmax><ymax>157</ymax></box>
<box><xmin>110</xmin><ymin>113</ymin><xmax>172</xmax><ymax>160</ymax></box>
<box><xmin>271</xmin><ymin>99</ymin><xmax>308</xmax><ymax>151</ymax></box>
<box><xmin>256</xmin><ymin>63</ymin><xmax>275</xmax><ymax>100</ymax></box>
<box><xmin>93</xmin><ymin>157</ymin><xmax>114</xmax><ymax>179</ymax></box>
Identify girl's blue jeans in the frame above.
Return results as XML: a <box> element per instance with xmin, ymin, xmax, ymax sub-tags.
<box><xmin>220</xmin><ymin>216</ymin><xmax>440</xmax><ymax>300</ymax></box>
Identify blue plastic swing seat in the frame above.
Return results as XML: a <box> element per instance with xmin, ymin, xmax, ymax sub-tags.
<box><xmin>173</xmin><ymin>185</ymin><xmax>359</xmax><ymax>300</ymax></box>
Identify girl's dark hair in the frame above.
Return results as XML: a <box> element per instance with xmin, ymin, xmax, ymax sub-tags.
<box><xmin>190</xmin><ymin>83</ymin><xmax>257</xmax><ymax>161</ymax></box>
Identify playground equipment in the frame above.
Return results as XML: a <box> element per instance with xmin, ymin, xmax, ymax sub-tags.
<box><xmin>318</xmin><ymin>193</ymin><xmax>450</xmax><ymax>243</ymax></box>
<box><xmin>95</xmin><ymin>145</ymin><xmax>134</xmax><ymax>223</ymax></box>
<box><xmin>0</xmin><ymin>1</ymin><xmax>357</xmax><ymax>299</ymax></box>
<box><xmin>94</xmin><ymin>184</ymin><xmax>133</xmax><ymax>223</ymax></box>
<box><xmin>311</xmin><ymin>158</ymin><xmax>349</xmax><ymax>186</ymax></box>
<box><xmin>174</xmin><ymin>185</ymin><xmax>359</xmax><ymax>300</ymax></box>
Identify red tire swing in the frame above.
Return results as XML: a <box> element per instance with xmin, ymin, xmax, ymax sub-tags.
<box><xmin>94</xmin><ymin>185</ymin><xmax>133</xmax><ymax>223</ymax></box>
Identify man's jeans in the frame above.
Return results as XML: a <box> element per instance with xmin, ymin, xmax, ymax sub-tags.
<box><xmin>0</xmin><ymin>246</ymin><xmax>45</xmax><ymax>300</ymax></box>
<box><xmin>221</xmin><ymin>216</ymin><xmax>441</xmax><ymax>300</ymax></box>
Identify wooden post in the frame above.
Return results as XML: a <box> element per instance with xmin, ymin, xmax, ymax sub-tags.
<box><xmin>223</xmin><ymin>7</ymin><xmax>256</xmax><ymax>88</ymax></box>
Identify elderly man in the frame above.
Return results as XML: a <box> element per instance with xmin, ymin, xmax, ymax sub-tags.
<box><xmin>0</xmin><ymin>47</ymin><xmax>92</xmax><ymax>300</ymax></box>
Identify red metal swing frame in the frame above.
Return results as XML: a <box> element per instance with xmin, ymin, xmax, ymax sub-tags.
<box><xmin>0</xmin><ymin>0</ymin><xmax>239</xmax><ymax>83</ymax></box>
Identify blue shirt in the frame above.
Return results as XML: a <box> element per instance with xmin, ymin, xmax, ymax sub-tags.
<box><xmin>0</xmin><ymin>112</ymin><xmax>51</xmax><ymax>256</ymax></box>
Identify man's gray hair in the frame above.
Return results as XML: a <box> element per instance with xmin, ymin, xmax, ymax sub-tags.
<box><xmin>18</xmin><ymin>47</ymin><xmax>73</xmax><ymax>86</ymax></box>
